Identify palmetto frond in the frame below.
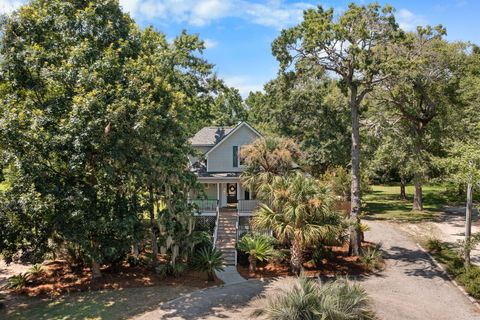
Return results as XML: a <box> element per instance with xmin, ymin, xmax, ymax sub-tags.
<box><xmin>249</xmin><ymin>275</ymin><xmax>374</xmax><ymax>320</ymax></box>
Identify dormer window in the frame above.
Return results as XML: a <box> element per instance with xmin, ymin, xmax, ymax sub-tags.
<box><xmin>233</xmin><ymin>146</ymin><xmax>238</xmax><ymax>167</ymax></box>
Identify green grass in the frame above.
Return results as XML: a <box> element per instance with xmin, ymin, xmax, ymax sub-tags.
<box><xmin>4</xmin><ymin>286</ymin><xmax>193</xmax><ymax>320</ymax></box>
<box><xmin>363</xmin><ymin>185</ymin><xmax>451</xmax><ymax>223</ymax></box>
<box><xmin>425</xmin><ymin>241</ymin><xmax>480</xmax><ymax>299</ymax></box>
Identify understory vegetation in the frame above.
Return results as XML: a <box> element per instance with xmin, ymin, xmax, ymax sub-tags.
<box><xmin>249</xmin><ymin>275</ymin><xmax>375</xmax><ymax>320</ymax></box>
<box><xmin>425</xmin><ymin>239</ymin><xmax>480</xmax><ymax>299</ymax></box>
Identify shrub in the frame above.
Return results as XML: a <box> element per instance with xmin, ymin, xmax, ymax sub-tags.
<box><xmin>171</xmin><ymin>262</ymin><xmax>187</xmax><ymax>277</ymax></box>
<box><xmin>425</xmin><ymin>238</ymin><xmax>443</xmax><ymax>253</ymax></box>
<box><xmin>250</xmin><ymin>274</ymin><xmax>374</xmax><ymax>320</ymax></box>
<box><xmin>193</xmin><ymin>247</ymin><xmax>224</xmax><ymax>282</ymax></box>
<box><xmin>309</xmin><ymin>246</ymin><xmax>333</xmax><ymax>267</ymax></box>
<box><xmin>0</xmin><ymin>292</ymin><xmax>5</xmax><ymax>309</ymax></box>
<box><xmin>7</xmin><ymin>273</ymin><xmax>29</xmax><ymax>289</ymax></box>
<box><xmin>28</xmin><ymin>264</ymin><xmax>45</xmax><ymax>278</ymax></box>
<box><xmin>359</xmin><ymin>245</ymin><xmax>383</xmax><ymax>272</ymax></box>
<box><xmin>155</xmin><ymin>264</ymin><xmax>171</xmax><ymax>279</ymax></box>
<box><xmin>237</xmin><ymin>233</ymin><xmax>276</xmax><ymax>273</ymax></box>
<box><xmin>457</xmin><ymin>267</ymin><xmax>480</xmax><ymax>299</ymax></box>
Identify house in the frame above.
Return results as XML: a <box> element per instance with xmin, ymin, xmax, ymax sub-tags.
<box><xmin>188</xmin><ymin>121</ymin><xmax>262</xmax><ymax>265</ymax></box>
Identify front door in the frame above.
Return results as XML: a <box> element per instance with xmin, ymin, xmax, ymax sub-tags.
<box><xmin>226</xmin><ymin>183</ymin><xmax>237</xmax><ymax>204</ymax></box>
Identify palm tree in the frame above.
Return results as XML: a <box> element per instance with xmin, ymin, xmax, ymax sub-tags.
<box><xmin>240</xmin><ymin>136</ymin><xmax>302</xmax><ymax>194</ymax></box>
<box><xmin>253</xmin><ymin>172</ymin><xmax>343</xmax><ymax>274</ymax></box>
<box><xmin>249</xmin><ymin>275</ymin><xmax>374</xmax><ymax>320</ymax></box>
<box><xmin>237</xmin><ymin>233</ymin><xmax>276</xmax><ymax>274</ymax></box>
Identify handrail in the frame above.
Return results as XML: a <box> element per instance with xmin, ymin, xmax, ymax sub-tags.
<box><xmin>235</xmin><ymin>213</ymin><xmax>239</xmax><ymax>266</ymax></box>
<box><xmin>212</xmin><ymin>200</ymin><xmax>220</xmax><ymax>248</ymax></box>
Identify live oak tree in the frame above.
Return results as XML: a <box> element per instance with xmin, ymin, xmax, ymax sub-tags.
<box><xmin>379</xmin><ymin>27</ymin><xmax>464</xmax><ymax>210</ymax></box>
<box><xmin>246</xmin><ymin>71</ymin><xmax>351</xmax><ymax>176</ymax></box>
<box><xmin>0</xmin><ymin>0</ymin><xmax>217</xmax><ymax>276</ymax></box>
<box><xmin>272</xmin><ymin>3</ymin><xmax>400</xmax><ymax>255</ymax></box>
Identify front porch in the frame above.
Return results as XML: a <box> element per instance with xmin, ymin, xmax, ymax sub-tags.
<box><xmin>189</xmin><ymin>181</ymin><xmax>259</xmax><ymax>215</ymax></box>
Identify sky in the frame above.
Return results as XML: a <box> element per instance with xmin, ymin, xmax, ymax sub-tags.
<box><xmin>1</xmin><ymin>0</ymin><xmax>479</xmax><ymax>97</ymax></box>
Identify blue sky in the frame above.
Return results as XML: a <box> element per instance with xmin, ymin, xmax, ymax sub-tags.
<box><xmin>2</xmin><ymin>0</ymin><xmax>479</xmax><ymax>96</ymax></box>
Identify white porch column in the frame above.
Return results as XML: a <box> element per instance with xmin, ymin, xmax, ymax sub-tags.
<box><xmin>216</xmin><ymin>183</ymin><xmax>220</xmax><ymax>207</ymax></box>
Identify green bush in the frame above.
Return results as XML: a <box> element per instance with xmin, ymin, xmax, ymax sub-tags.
<box><xmin>359</xmin><ymin>245</ymin><xmax>383</xmax><ymax>272</ymax></box>
<box><xmin>425</xmin><ymin>238</ymin><xmax>443</xmax><ymax>253</ymax></box>
<box><xmin>457</xmin><ymin>267</ymin><xmax>480</xmax><ymax>298</ymax></box>
<box><xmin>28</xmin><ymin>264</ymin><xmax>45</xmax><ymax>278</ymax></box>
<box><xmin>237</xmin><ymin>233</ymin><xmax>276</xmax><ymax>273</ymax></box>
<box><xmin>309</xmin><ymin>246</ymin><xmax>334</xmax><ymax>267</ymax></box>
<box><xmin>7</xmin><ymin>273</ymin><xmax>29</xmax><ymax>289</ymax></box>
<box><xmin>193</xmin><ymin>247</ymin><xmax>224</xmax><ymax>282</ymax></box>
<box><xmin>250</xmin><ymin>275</ymin><xmax>374</xmax><ymax>319</ymax></box>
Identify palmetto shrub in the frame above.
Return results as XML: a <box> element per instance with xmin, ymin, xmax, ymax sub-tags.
<box><xmin>237</xmin><ymin>233</ymin><xmax>277</xmax><ymax>273</ymax></box>
<box><xmin>28</xmin><ymin>264</ymin><xmax>45</xmax><ymax>278</ymax></box>
<box><xmin>359</xmin><ymin>245</ymin><xmax>383</xmax><ymax>272</ymax></box>
<box><xmin>250</xmin><ymin>275</ymin><xmax>374</xmax><ymax>320</ymax></box>
<box><xmin>7</xmin><ymin>273</ymin><xmax>29</xmax><ymax>290</ymax></box>
<box><xmin>193</xmin><ymin>247</ymin><xmax>224</xmax><ymax>282</ymax></box>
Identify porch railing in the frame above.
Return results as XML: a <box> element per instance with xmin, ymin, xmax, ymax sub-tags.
<box><xmin>190</xmin><ymin>199</ymin><xmax>218</xmax><ymax>212</ymax></box>
<box><xmin>237</xmin><ymin>200</ymin><xmax>259</xmax><ymax>212</ymax></box>
<box><xmin>213</xmin><ymin>204</ymin><xmax>220</xmax><ymax>248</ymax></box>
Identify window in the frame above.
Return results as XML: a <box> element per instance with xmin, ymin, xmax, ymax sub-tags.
<box><xmin>244</xmin><ymin>190</ymin><xmax>250</xmax><ymax>200</ymax></box>
<box><xmin>233</xmin><ymin>146</ymin><xmax>238</xmax><ymax>167</ymax></box>
<box><xmin>239</xmin><ymin>146</ymin><xmax>245</xmax><ymax>166</ymax></box>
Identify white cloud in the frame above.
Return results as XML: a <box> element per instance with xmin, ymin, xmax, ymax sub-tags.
<box><xmin>203</xmin><ymin>38</ymin><xmax>218</xmax><ymax>49</ymax></box>
<box><xmin>397</xmin><ymin>8</ymin><xmax>427</xmax><ymax>32</ymax></box>
<box><xmin>0</xmin><ymin>0</ymin><xmax>24</xmax><ymax>14</ymax></box>
<box><xmin>119</xmin><ymin>0</ymin><xmax>313</xmax><ymax>29</ymax></box>
<box><xmin>223</xmin><ymin>75</ymin><xmax>264</xmax><ymax>97</ymax></box>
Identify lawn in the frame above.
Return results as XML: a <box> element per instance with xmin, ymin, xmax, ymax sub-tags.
<box><xmin>4</xmin><ymin>285</ymin><xmax>194</xmax><ymax>320</ymax></box>
<box><xmin>362</xmin><ymin>185</ymin><xmax>453</xmax><ymax>223</ymax></box>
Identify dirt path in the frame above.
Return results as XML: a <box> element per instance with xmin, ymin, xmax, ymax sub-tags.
<box><xmin>361</xmin><ymin>220</ymin><xmax>480</xmax><ymax>320</ymax></box>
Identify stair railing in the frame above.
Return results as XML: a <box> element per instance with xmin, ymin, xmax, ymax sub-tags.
<box><xmin>235</xmin><ymin>213</ymin><xmax>239</xmax><ymax>265</ymax></box>
<box><xmin>212</xmin><ymin>200</ymin><xmax>220</xmax><ymax>248</ymax></box>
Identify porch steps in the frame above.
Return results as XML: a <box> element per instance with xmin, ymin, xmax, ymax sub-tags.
<box><xmin>215</xmin><ymin>209</ymin><xmax>238</xmax><ymax>266</ymax></box>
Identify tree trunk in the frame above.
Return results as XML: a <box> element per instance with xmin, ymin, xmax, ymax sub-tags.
<box><xmin>207</xmin><ymin>271</ymin><xmax>215</xmax><ymax>282</ymax></box>
<box><xmin>400</xmin><ymin>180</ymin><xmax>407</xmax><ymax>200</ymax></box>
<box><xmin>149</xmin><ymin>186</ymin><xmax>158</xmax><ymax>266</ymax></box>
<box><xmin>349</xmin><ymin>87</ymin><xmax>362</xmax><ymax>256</ymax></box>
<box><xmin>248</xmin><ymin>255</ymin><xmax>257</xmax><ymax>274</ymax></box>
<box><xmin>413</xmin><ymin>179</ymin><xmax>423</xmax><ymax>211</ymax></box>
<box><xmin>91</xmin><ymin>260</ymin><xmax>102</xmax><ymax>280</ymax></box>
<box><xmin>465</xmin><ymin>183</ymin><xmax>473</xmax><ymax>269</ymax></box>
<box><xmin>132</xmin><ymin>243</ymin><xmax>139</xmax><ymax>257</ymax></box>
<box><xmin>290</xmin><ymin>239</ymin><xmax>303</xmax><ymax>275</ymax></box>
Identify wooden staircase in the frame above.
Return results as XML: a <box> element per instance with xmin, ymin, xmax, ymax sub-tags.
<box><xmin>215</xmin><ymin>208</ymin><xmax>238</xmax><ymax>266</ymax></box>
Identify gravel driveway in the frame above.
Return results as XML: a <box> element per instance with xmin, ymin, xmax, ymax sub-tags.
<box><xmin>361</xmin><ymin>220</ymin><xmax>480</xmax><ymax>320</ymax></box>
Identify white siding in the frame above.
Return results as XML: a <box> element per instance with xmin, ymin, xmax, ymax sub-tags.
<box><xmin>207</xmin><ymin>125</ymin><xmax>259</xmax><ymax>172</ymax></box>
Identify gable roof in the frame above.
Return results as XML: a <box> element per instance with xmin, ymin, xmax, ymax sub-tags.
<box><xmin>190</xmin><ymin>126</ymin><xmax>235</xmax><ymax>146</ymax></box>
<box><xmin>205</xmin><ymin>121</ymin><xmax>262</xmax><ymax>156</ymax></box>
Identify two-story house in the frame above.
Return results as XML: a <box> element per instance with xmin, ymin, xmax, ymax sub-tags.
<box><xmin>189</xmin><ymin>121</ymin><xmax>262</xmax><ymax>265</ymax></box>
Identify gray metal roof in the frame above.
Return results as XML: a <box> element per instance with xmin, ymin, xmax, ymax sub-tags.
<box><xmin>190</xmin><ymin>126</ymin><xmax>234</xmax><ymax>146</ymax></box>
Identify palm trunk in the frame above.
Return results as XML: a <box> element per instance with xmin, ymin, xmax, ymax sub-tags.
<box><xmin>207</xmin><ymin>271</ymin><xmax>215</xmax><ymax>282</ymax></box>
<box><xmin>349</xmin><ymin>87</ymin><xmax>362</xmax><ymax>256</ymax></box>
<box><xmin>248</xmin><ymin>255</ymin><xmax>257</xmax><ymax>274</ymax></box>
<box><xmin>91</xmin><ymin>259</ymin><xmax>102</xmax><ymax>279</ymax></box>
<box><xmin>290</xmin><ymin>239</ymin><xmax>303</xmax><ymax>275</ymax></box>
<box><xmin>400</xmin><ymin>179</ymin><xmax>407</xmax><ymax>200</ymax></box>
<box><xmin>465</xmin><ymin>183</ymin><xmax>473</xmax><ymax>269</ymax></box>
<box><xmin>413</xmin><ymin>179</ymin><xmax>423</xmax><ymax>211</ymax></box>
<box><xmin>149</xmin><ymin>186</ymin><xmax>158</xmax><ymax>266</ymax></box>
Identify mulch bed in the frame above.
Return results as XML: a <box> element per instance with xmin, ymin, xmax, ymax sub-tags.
<box><xmin>238</xmin><ymin>242</ymin><xmax>377</xmax><ymax>279</ymax></box>
<box><xmin>11</xmin><ymin>260</ymin><xmax>221</xmax><ymax>297</ymax></box>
